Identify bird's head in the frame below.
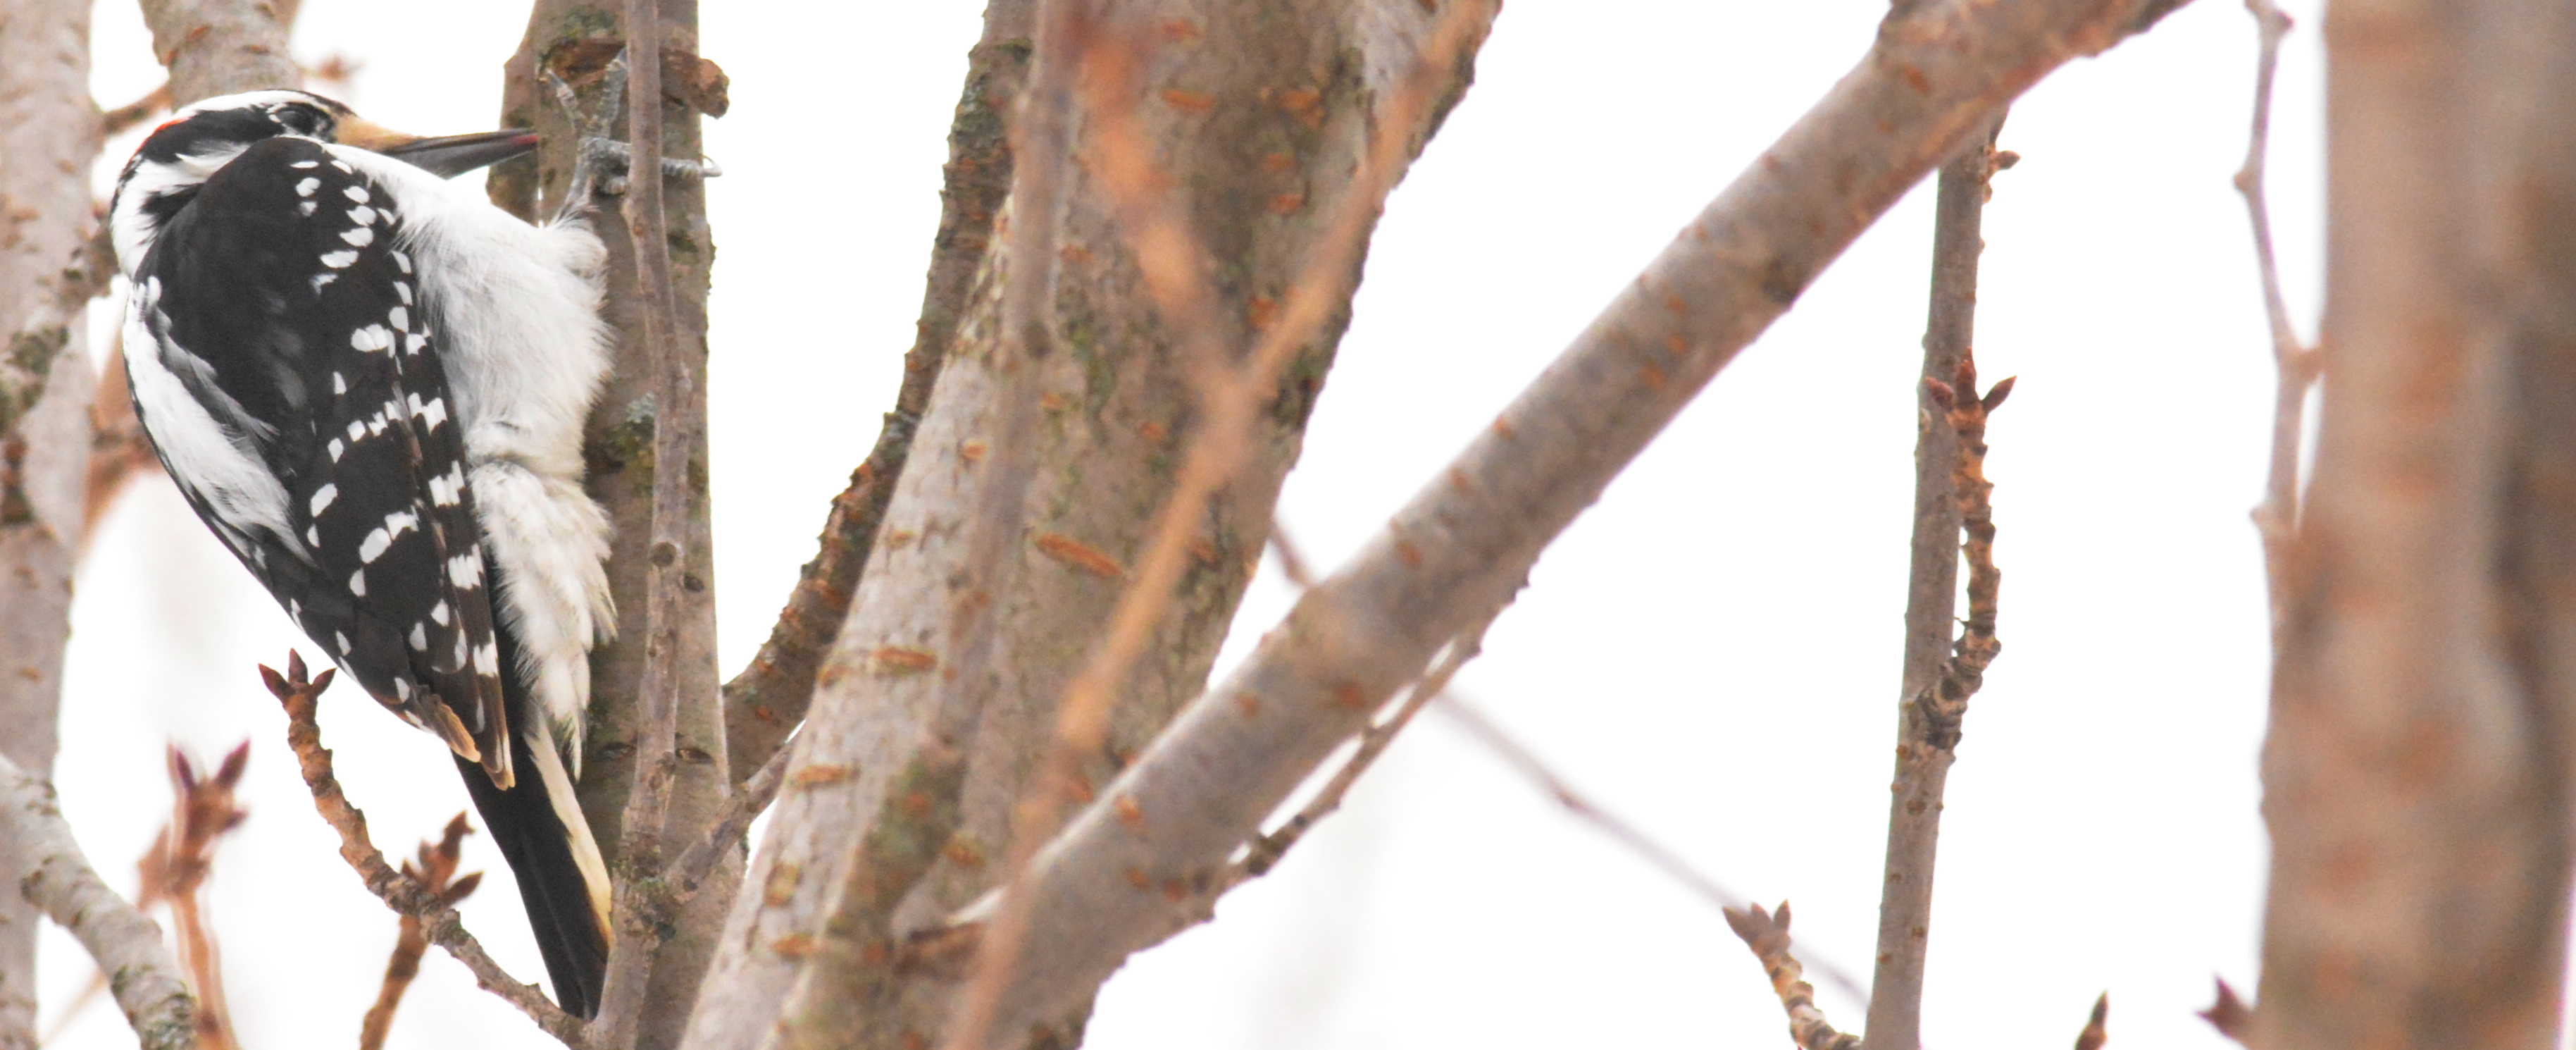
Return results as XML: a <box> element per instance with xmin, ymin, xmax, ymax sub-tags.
<box><xmin>110</xmin><ymin>89</ymin><xmax>539</xmax><ymax>273</ymax></box>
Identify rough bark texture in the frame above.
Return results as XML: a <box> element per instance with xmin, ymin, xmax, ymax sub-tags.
<box><xmin>0</xmin><ymin>756</ymin><xmax>194</xmax><ymax>1050</ymax></box>
<box><xmin>137</xmin><ymin>0</ymin><xmax>299</xmax><ymax>102</ymax></box>
<box><xmin>490</xmin><ymin>5</ymin><xmax>732</xmax><ymax>1045</ymax></box>
<box><xmin>720</xmin><ymin>20</ymin><xmax>1033</xmax><ymax>786</ymax></box>
<box><xmin>0</xmin><ymin>0</ymin><xmax>104</xmax><ymax>1042</ymax></box>
<box><xmin>680</xmin><ymin>1</ymin><xmax>1491</xmax><ymax>1046</ymax></box>
<box><xmin>2253</xmin><ymin>1</ymin><xmax>2576</xmax><ymax>1046</ymax></box>
<box><xmin>587</xmin><ymin>0</ymin><xmax>696</xmax><ymax>1039</ymax></box>
<box><xmin>962</xmin><ymin>1</ymin><xmax>2182</xmax><ymax>1042</ymax></box>
<box><xmin>1863</xmin><ymin>116</ymin><xmax>2003</xmax><ymax>1050</ymax></box>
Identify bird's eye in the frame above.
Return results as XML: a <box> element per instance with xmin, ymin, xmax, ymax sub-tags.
<box><xmin>273</xmin><ymin>104</ymin><xmax>333</xmax><ymax>137</ymax></box>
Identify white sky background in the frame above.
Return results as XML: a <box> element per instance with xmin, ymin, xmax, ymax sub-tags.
<box><xmin>49</xmin><ymin>1</ymin><xmax>2320</xmax><ymax>1047</ymax></box>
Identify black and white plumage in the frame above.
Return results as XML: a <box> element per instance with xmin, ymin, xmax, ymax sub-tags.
<box><xmin>110</xmin><ymin>89</ymin><xmax>617</xmax><ymax>1015</ymax></box>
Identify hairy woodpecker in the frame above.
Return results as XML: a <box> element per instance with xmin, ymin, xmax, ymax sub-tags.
<box><xmin>109</xmin><ymin>89</ymin><xmax>622</xmax><ymax>1015</ymax></box>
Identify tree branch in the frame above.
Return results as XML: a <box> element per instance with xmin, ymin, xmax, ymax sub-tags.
<box><xmin>1722</xmin><ymin>902</ymin><xmax>1859</xmax><ymax>1050</ymax></box>
<box><xmin>2254</xmin><ymin>1</ymin><xmax>2576</xmax><ymax>1044</ymax></box>
<box><xmin>720</xmin><ymin>32</ymin><xmax>1031</xmax><ymax>784</ymax></box>
<box><xmin>81</xmin><ymin>337</ymin><xmax>161</xmax><ymax>551</ymax></box>
<box><xmin>359</xmin><ymin>813</ymin><xmax>482</xmax><ymax>1050</ymax></box>
<box><xmin>2201</xmin><ymin>978</ymin><xmax>2253</xmax><ymax>1046</ymax></box>
<box><xmin>1427</xmin><ymin>693</ymin><xmax>1872</xmax><ymax>1004</ymax></box>
<box><xmin>0</xmin><ymin>0</ymin><xmax>108</xmax><ymax>1037</ymax></box>
<box><xmin>1229</xmin><ymin>617</ymin><xmax>1494</xmax><ymax>885</ymax></box>
<box><xmin>2232</xmin><ymin>0</ymin><xmax>2315</xmax><ymax>638</ymax></box>
<box><xmin>2074</xmin><ymin>992</ymin><xmax>2110</xmax><ymax>1050</ymax></box>
<box><xmin>101</xmin><ymin>83</ymin><xmax>177</xmax><ymax>137</ymax></box>
<box><xmin>1865</xmin><ymin>113</ymin><xmax>2011</xmax><ymax>1050</ymax></box>
<box><xmin>964</xmin><ymin>1</ymin><xmax>2182</xmax><ymax>1039</ymax></box>
<box><xmin>259</xmin><ymin>655</ymin><xmax>591</xmax><ymax>1049</ymax></box>
<box><xmin>157</xmin><ymin>743</ymin><xmax>249</xmax><ymax>1050</ymax></box>
<box><xmin>689</xmin><ymin>0</ymin><xmax>1500</xmax><ymax>1043</ymax></box>
<box><xmin>136</xmin><ymin>0</ymin><xmax>298</xmax><ymax>102</ymax></box>
<box><xmin>664</xmin><ymin>739</ymin><xmax>789</xmax><ymax>907</ymax></box>
<box><xmin>940</xmin><ymin>5</ymin><xmax>1500</xmax><ymax>1046</ymax></box>
<box><xmin>1269</xmin><ymin>527</ymin><xmax>1865</xmax><ymax>995</ymax></box>
<box><xmin>590</xmin><ymin>0</ymin><xmax>697</xmax><ymax>1039</ymax></box>
<box><xmin>493</xmin><ymin>7</ymin><xmax>731</xmax><ymax>1042</ymax></box>
<box><xmin>0</xmin><ymin>753</ymin><xmax>195</xmax><ymax>1050</ymax></box>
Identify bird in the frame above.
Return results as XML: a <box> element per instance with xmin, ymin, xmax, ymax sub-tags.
<box><xmin>108</xmin><ymin>87</ymin><xmax>627</xmax><ymax>1016</ymax></box>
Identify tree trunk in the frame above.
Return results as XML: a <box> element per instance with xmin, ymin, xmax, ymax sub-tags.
<box><xmin>0</xmin><ymin>0</ymin><xmax>104</xmax><ymax>1042</ymax></box>
<box><xmin>959</xmin><ymin>2</ymin><xmax>2180</xmax><ymax>1042</ymax></box>
<box><xmin>137</xmin><ymin>0</ymin><xmax>300</xmax><ymax>102</ymax></box>
<box><xmin>680</xmin><ymin>2</ymin><xmax>1495</xmax><ymax>1046</ymax></box>
<box><xmin>718</xmin><ymin>9</ymin><xmax>1033</xmax><ymax>789</ymax></box>
<box><xmin>2254</xmin><ymin>1</ymin><xmax>2576</xmax><ymax>1046</ymax></box>
<box><xmin>490</xmin><ymin>4</ymin><xmax>732</xmax><ymax>1046</ymax></box>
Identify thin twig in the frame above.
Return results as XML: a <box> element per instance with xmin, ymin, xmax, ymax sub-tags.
<box><xmin>158</xmin><ymin>743</ymin><xmax>248</xmax><ymax>1050</ymax></box>
<box><xmin>360</xmin><ymin>813</ymin><xmax>483</xmax><ymax>1050</ymax></box>
<box><xmin>592</xmin><ymin>0</ymin><xmax>695</xmax><ymax>1040</ymax></box>
<box><xmin>1231</xmin><ymin>614</ymin><xmax>1499</xmax><ymax>884</ymax></box>
<box><xmin>1266</xmin><ymin>519</ymin><xmax>1317</xmax><ymax>591</ymax></box>
<box><xmin>259</xmin><ymin>655</ymin><xmax>590</xmax><ymax>1048</ymax></box>
<box><xmin>81</xmin><ymin>335</ymin><xmax>161</xmax><ymax>550</ymax></box>
<box><xmin>0</xmin><ymin>752</ymin><xmax>195</xmax><ymax>1050</ymax></box>
<box><xmin>1723</xmin><ymin>902</ymin><xmax>1861</xmax><ymax>1050</ymax></box>
<box><xmin>1865</xmin><ymin>114</ymin><xmax>2012</xmax><ymax>1050</ymax></box>
<box><xmin>944</xmin><ymin>7</ymin><xmax>1495</xmax><ymax>1045</ymax></box>
<box><xmin>1269</xmin><ymin>519</ymin><xmax>1860</xmax><ymax>996</ymax></box>
<box><xmin>30</xmin><ymin>741</ymin><xmax>248</xmax><ymax>1046</ymax></box>
<box><xmin>2200</xmin><ymin>978</ymin><xmax>2254</xmax><ymax>1046</ymax></box>
<box><xmin>663</xmin><ymin>737</ymin><xmax>790</xmax><ymax>904</ymax></box>
<box><xmin>101</xmin><ymin>84</ymin><xmax>176</xmax><ymax>137</ymax></box>
<box><xmin>719</xmin><ymin>35</ymin><xmax>1028</xmax><ymax>781</ymax></box>
<box><xmin>1430</xmin><ymin>693</ymin><xmax>1873</xmax><ymax>1006</ymax></box>
<box><xmin>2074</xmin><ymin>992</ymin><xmax>2110</xmax><ymax>1050</ymax></box>
<box><xmin>1430</xmin><ymin>696</ymin><xmax>1748</xmax><ymax>906</ymax></box>
<box><xmin>916</xmin><ymin>612</ymin><xmax>1506</xmax><ymax>970</ymax></box>
<box><xmin>2233</xmin><ymin>0</ymin><xmax>2315</xmax><ymax>638</ymax></box>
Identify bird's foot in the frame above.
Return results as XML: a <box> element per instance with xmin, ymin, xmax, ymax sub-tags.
<box><xmin>580</xmin><ymin>137</ymin><xmax>723</xmax><ymax>197</ymax></box>
<box><xmin>544</xmin><ymin>48</ymin><xmax>722</xmax><ymax>218</ymax></box>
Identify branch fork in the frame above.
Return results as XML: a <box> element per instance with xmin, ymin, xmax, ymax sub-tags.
<box><xmin>261</xmin><ymin>654</ymin><xmax>592</xmax><ymax>1048</ymax></box>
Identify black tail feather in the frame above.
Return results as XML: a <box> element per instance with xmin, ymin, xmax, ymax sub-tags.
<box><xmin>456</xmin><ymin>727</ymin><xmax>608</xmax><ymax>1018</ymax></box>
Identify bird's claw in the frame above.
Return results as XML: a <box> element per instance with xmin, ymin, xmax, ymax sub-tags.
<box><xmin>581</xmin><ymin>137</ymin><xmax>723</xmax><ymax>191</ymax></box>
<box><xmin>545</xmin><ymin>48</ymin><xmax>722</xmax><ymax>215</ymax></box>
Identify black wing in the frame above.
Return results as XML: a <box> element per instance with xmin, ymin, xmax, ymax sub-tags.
<box><xmin>135</xmin><ymin>135</ymin><xmax>514</xmax><ymax>783</ymax></box>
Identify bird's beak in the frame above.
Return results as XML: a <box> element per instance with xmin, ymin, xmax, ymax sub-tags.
<box><xmin>340</xmin><ymin>116</ymin><xmax>540</xmax><ymax>179</ymax></box>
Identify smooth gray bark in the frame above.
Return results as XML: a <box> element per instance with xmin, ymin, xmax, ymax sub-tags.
<box><xmin>0</xmin><ymin>756</ymin><xmax>193</xmax><ymax>1050</ymax></box>
<box><xmin>2255</xmin><ymin>1</ymin><xmax>2576</xmax><ymax>1046</ymax></box>
<box><xmin>683</xmin><ymin>2</ymin><xmax>1498</xmax><ymax>1046</ymax></box>
<box><xmin>0</xmin><ymin>0</ymin><xmax>105</xmax><ymax>1041</ymax></box>
<box><xmin>969</xmin><ymin>0</ymin><xmax>2184</xmax><ymax>1041</ymax></box>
